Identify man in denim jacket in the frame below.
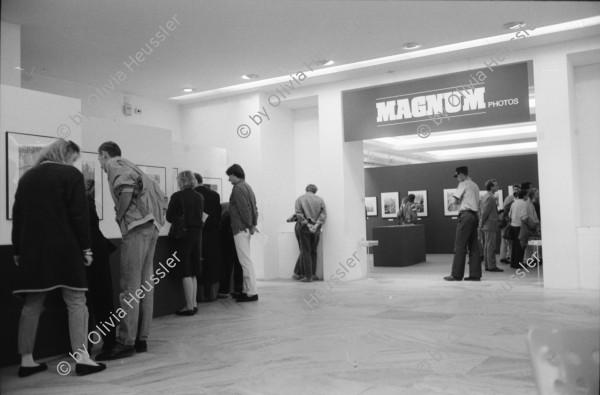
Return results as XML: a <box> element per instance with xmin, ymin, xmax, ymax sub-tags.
<box><xmin>96</xmin><ymin>141</ymin><xmax>166</xmax><ymax>361</ymax></box>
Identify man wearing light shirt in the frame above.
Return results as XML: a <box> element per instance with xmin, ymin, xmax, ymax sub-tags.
<box><xmin>444</xmin><ymin>166</ymin><xmax>481</xmax><ymax>281</ymax></box>
<box><xmin>295</xmin><ymin>184</ymin><xmax>327</xmax><ymax>282</ymax></box>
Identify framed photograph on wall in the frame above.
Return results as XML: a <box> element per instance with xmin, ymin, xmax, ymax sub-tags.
<box><xmin>203</xmin><ymin>177</ymin><xmax>223</xmax><ymax>202</ymax></box>
<box><xmin>365</xmin><ymin>196</ymin><xmax>377</xmax><ymax>216</ymax></box>
<box><xmin>381</xmin><ymin>192</ymin><xmax>399</xmax><ymax>218</ymax></box>
<box><xmin>80</xmin><ymin>152</ymin><xmax>103</xmax><ymax>220</ymax></box>
<box><xmin>443</xmin><ymin>188</ymin><xmax>460</xmax><ymax>216</ymax></box>
<box><xmin>408</xmin><ymin>190</ymin><xmax>428</xmax><ymax>217</ymax></box>
<box><xmin>138</xmin><ymin>165</ymin><xmax>167</xmax><ymax>195</ymax></box>
<box><xmin>172</xmin><ymin>168</ymin><xmax>179</xmax><ymax>194</ymax></box>
<box><xmin>5</xmin><ymin>131</ymin><xmax>58</xmax><ymax>219</ymax></box>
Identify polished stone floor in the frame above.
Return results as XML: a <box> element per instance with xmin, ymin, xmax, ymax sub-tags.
<box><xmin>1</xmin><ymin>255</ymin><xmax>598</xmax><ymax>395</ymax></box>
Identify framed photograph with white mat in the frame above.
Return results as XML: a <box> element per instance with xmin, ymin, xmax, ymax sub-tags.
<box><xmin>365</xmin><ymin>196</ymin><xmax>377</xmax><ymax>216</ymax></box>
<box><xmin>381</xmin><ymin>192</ymin><xmax>399</xmax><ymax>218</ymax></box>
<box><xmin>408</xmin><ymin>190</ymin><xmax>428</xmax><ymax>217</ymax></box>
<box><xmin>5</xmin><ymin>131</ymin><xmax>58</xmax><ymax>219</ymax></box>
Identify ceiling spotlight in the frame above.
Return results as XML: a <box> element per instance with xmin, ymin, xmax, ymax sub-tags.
<box><xmin>503</xmin><ymin>21</ymin><xmax>527</xmax><ymax>30</ymax></box>
<box><xmin>242</xmin><ymin>74</ymin><xmax>260</xmax><ymax>80</ymax></box>
<box><xmin>183</xmin><ymin>88</ymin><xmax>194</xmax><ymax>93</ymax></box>
<box><xmin>403</xmin><ymin>42</ymin><xmax>421</xmax><ymax>50</ymax></box>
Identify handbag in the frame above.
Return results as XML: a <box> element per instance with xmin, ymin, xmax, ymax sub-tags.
<box><xmin>168</xmin><ymin>193</ymin><xmax>188</xmax><ymax>240</ymax></box>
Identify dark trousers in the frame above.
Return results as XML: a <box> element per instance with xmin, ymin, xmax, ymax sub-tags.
<box><xmin>199</xmin><ymin>228</ymin><xmax>220</xmax><ymax>300</ymax></box>
<box><xmin>219</xmin><ymin>235</ymin><xmax>243</xmax><ymax>294</ymax></box>
<box><xmin>450</xmin><ymin>211</ymin><xmax>481</xmax><ymax>279</ymax></box>
<box><xmin>299</xmin><ymin>225</ymin><xmax>320</xmax><ymax>278</ymax></box>
<box><xmin>293</xmin><ymin>222</ymin><xmax>303</xmax><ymax>276</ymax></box>
<box><xmin>85</xmin><ymin>254</ymin><xmax>116</xmax><ymax>349</ymax></box>
<box><xmin>510</xmin><ymin>226</ymin><xmax>525</xmax><ymax>268</ymax></box>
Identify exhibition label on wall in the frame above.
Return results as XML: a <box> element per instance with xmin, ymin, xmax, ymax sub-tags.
<box><xmin>342</xmin><ymin>62</ymin><xmax>531</xmax><ymax>142</ymax></box>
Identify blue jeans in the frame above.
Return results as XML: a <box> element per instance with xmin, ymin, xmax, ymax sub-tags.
<box><xmin>451</xmin><ymin>211</ymin><xmax>481</xmax><ymax>278</ymax></box>
<box><xmin>117</xmin><ymin>221</ymin><xmax>159</xmax><ymax>346</ymax></box>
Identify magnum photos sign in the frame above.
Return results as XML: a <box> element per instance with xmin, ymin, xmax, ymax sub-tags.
<box><xmin>342</xmin><ymin>62</ymin><xmax>531</xmax><ymax>142</ymax></box>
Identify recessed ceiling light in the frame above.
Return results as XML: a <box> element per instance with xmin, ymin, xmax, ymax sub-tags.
<box><xmin>183</xmin><ymin>88</ymin><xmax>194</xmax><ymax>93</ymax></box>
<box><xmin>242</xmin><ymin>74</ymin><xmax>260</xmax><ymax>80</ymax></box>
<box><xmin>503</xmin><ymin>21</ymin><xmax>527</xmax><ymax>30</ymax></box>
<box><xmin>403</xmin><ymin>42</ymin><xmax>421</xmax><ymax>50</ymax></box>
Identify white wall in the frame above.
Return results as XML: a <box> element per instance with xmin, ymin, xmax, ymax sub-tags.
<box><xmin>22</xmin><ymin>73</ymin><xmax>182</xmax><ymax>142</ymax></box>
<box><xmin>1</xmin><ymin>21</ymin><xmax>21</xmax><ymax>87</ymax></box>
<box><xmin>0</xmin><ymin>85</ymin><xmax>82</xmax><ymax>243</ymax></box>
<box><xmin>293</xmin><ymin>106</ymin><xmax>320</xmax><ymax>194</ymax></box>
<box><xmin>257</xmin><ymin>93</ymin><xmax>296</xmax><ymax>279</ymax></box>
<box><xmin>573</xmin><ymin>62</ymin><xmax>600</xmax><ymax>289</ymax></box>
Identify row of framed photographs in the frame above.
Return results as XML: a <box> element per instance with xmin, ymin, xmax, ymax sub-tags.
<box><xmin>366</xmin><ymin>189</ymin><xmax>505</xmax><ymax>218</ymax></box>
<box><xmin>5</xmin><ymin>131</ymin><xmax>224</xmax><ymax>220</ymax></box>
<box><xmin>366</xmin><ymin>190</ymin><xmax>428</xmax><ymax>218</ymax></box>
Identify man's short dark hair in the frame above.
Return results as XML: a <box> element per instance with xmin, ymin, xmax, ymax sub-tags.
<box><xmin>226</xmin><ymin>164</ymin><xmax>245</xmax><ymax>179</ymax></box>
<box><xmin>518</xmin><ymin>189</ymin><xmax>528</xmax><ymax>199</ymax></box>
<box><xmin>98</xmin><ymin>141</ymin><xmax>121</xmax><ymax>157</ymax></box>
<box><xmin>194</xmin><ymin>173</ymin><xmax>203</xmax><ymax>185</ymax></box>
<box><xmin>485</xmin><ymin>179</ymin><xmax>497</xmax><ymax>191</ymax></box>
<box><xmin>305</xmin><ymin>184</ymin><xmax>318</xmax><ymax>193</ymax></box>
<box><xmin>520</xmin><ymin>181</ymin><xmax>532</xmax><ymax>191</ymax></box>
<box><xmin>407</xmin><ymin>194</ymin><xmax>415</xmax><ymax>202</ymax></box>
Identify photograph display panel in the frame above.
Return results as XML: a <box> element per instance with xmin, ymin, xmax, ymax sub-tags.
<box><xmin>381</xmin><ymin>192</ymin><xmax>399</xmax><ymax>218</ymax></box>
<box><xmin>138</xmin><ymin>165</ymin><xmax>167</xmax><ymax>195</ymax></box>
<box><xmin>5</xmin><ymin>132</ymin><xmax>58</xmax><ymax>219</ymax></box>
<box><xmin>408</xmin><ymin>190</ymin><xmax>428</xmax><ymax>217</ymax></box>
<box><xmin>80</xmin><ymin>152</ymin><xmax>103</xmax><ymax>220</ymax></box>
<box><xmin>365</xmin><ymin>196</ymin><xmax>377</xmax><ymax>216</ymax></box>
<box><xmin>443</xmin><ymin>188</ymin><xmax>460</xmax><ymax>216</ymax></box>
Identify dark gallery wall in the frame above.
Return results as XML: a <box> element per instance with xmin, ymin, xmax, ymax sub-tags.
<box><xmin>365</xmin><ymin>154</ymin><xmax>539</xmax><ymax>253</ymax></box>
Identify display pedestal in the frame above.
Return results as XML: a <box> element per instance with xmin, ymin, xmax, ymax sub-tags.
<box><xmin>372</xmin><ymin>225</ymin><xmax>426</xmax><ymax>267</ymax></box>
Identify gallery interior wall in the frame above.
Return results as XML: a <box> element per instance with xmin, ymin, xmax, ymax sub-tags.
<box><xmin>572</xmin><ymin>58</ymin><xmax>600</xmax><ymax>289</ymax></box>
<box><xmin>364</xmin><ymin>154</ymin><xmax>539</xmax><ymax>253</ymax></box>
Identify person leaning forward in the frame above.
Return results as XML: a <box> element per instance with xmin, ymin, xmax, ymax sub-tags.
<box><xmin>444</xmin><ymin>166</ymin><xmax>481</xmax><ymax>281</ymax></box>
<box><xmin>95</xmin><ymin>141</ymin><xmax>167</xmax><ymax>361</ymax></box>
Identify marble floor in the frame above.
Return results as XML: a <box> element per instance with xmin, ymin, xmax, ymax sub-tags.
<box><xmin>1</xmin><ymin>255</ymin><xmax>598</xmax><ymax>395</ymax></box>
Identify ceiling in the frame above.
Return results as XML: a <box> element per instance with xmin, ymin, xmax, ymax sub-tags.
<box><xmin>2</xmin><ymin>0</ymin><xmax>600</xmax><ymax>165</ymax></box>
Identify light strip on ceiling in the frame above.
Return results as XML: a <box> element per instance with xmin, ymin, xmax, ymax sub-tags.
<box><xmin>170</xmin><ymin>16</ymin><xmax>600</xmax><ymax>101</ymax></box>
<box><xmin>375</xmin><ymin>123</ymin><xmax>537</xmax><ymax>148</ymax></box>
<box><xmin>426</xmin><ymin>142</ymin><xmax>537</xmax><ymax>157</ymax></box>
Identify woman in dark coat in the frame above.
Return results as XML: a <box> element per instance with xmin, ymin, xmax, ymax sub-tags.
<box><xmin>84</xmin><ymin>179</ymin><xmax>117</xmax><ymax>351</ymax></box>
<box><xmin>12</xmin><ymin>139</ymin><xmax>105</xmax><ymax>377</ymax></box>
<box><xmin>166</xmin><ymin>170</ymin><xmax>204</xmax><ymax>316</ymax></box>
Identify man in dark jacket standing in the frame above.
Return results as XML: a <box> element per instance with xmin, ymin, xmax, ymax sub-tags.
<box><xmin>226</xmin><ymin>164</ymin><xmax>259</xmax><ymax>302</ymax></box>
<box><xmin>194</xmin><ymin>173</ymin><xmax>222</xmax><ymax>301</ymax></box>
